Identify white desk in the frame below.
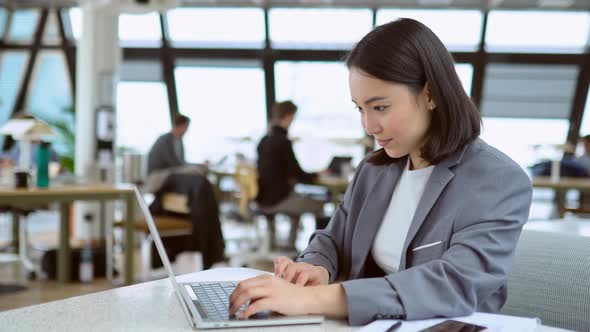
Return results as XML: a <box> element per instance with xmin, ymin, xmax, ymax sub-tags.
<box><xmin>0</xmin><ymin>268</ymin><xmax>570</xmax><ymax>332</ymax></box>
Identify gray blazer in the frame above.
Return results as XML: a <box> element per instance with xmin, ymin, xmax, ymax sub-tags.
<box><xmin>147</xmin><ymin>132</ymin><xmax>185</xmax><ymax>174</ymax></box>
<box><xmin>297</xmin><ymin>138</ymin><xmax>532</xmax><ymax>325</ymax></box>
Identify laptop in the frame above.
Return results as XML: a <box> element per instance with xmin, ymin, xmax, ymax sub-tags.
<box><xmin>327</xmin><ymin>156</ymin><xmax>353</xmax><ymax>176</ymax></box>
<box><xmin>133</xmin><ymin>187</ymin><xmax>324</xmax><ymax>329</ymax></box>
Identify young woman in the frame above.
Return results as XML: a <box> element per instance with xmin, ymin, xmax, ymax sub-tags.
<box><xmin>229</xmin><ymin>18</ymin><xmax>532</xmax><ymax>326</ymax></box>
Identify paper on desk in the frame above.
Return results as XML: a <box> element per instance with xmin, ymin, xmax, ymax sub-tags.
<box><xmin>358</xmin><ymin>312</ymin><xmax>540</xmax><ymax>332</ymax></box>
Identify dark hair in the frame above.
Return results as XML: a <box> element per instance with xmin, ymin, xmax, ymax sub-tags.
<box><xmin>346</xmin><ymin>18</ymin><xmax>481</xmax><ymax>165</ymax></box>
<box><xmin>173</xmin><ymin>114</ymin><xmax>190</xmax><ymax>127</ymax></box>
<box><xmin>271</xmin><ymin>101</ymin><xmax>298</xmax><ymax>123</ymax></box>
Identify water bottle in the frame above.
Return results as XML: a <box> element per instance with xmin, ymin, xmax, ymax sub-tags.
<box><xmin>79</xmin><ymin>240</ymin><xmax>94</xmax><ymax>283</ymax></box>
<box><xmin>36</xmin><ymin>141</ymin><xmax>50</xmax><ymax>188</ymax></box>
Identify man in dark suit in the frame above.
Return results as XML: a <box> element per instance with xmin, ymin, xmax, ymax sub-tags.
<box><xmin>147</xmin><ymin>114</ymin><xmax>190</xmax><ymax>174</ymax></box>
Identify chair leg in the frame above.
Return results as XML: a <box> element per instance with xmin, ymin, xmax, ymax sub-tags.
<box><xmin>18</xmin><ymin>215</ymin><xmax>36</xmax><ymax>278</ymax></box>
<box><xmin>287</xmin><ymin>216</ymin><xmax>300</xmax><ymax>251</ymax></box>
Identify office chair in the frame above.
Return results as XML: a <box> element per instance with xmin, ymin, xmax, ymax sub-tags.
<box><xmin>227</xmin><ymin>163</ymin><xmax>295</xmax><ymax>268</ymax></box>
<box><xmin>502</xmin><ymin>229</ymin><xmax>590</xmax><ymax>331</ymax></box>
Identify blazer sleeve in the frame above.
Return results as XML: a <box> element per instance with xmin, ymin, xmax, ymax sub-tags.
<box><xmin>296</xmin><ymin>159</ymin><xmax>366</xmax><ymax>282</ymax></box>
<box><xmin>340</xmin><ymin>163</ymin><xmax>533</xmax><ymax>325</ymax></box>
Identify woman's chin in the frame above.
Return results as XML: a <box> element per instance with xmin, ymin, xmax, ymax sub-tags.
<box><xmin>383</xmin><ymin>147</ymin><xmax>405</xmax><ymax>159</ymax></box>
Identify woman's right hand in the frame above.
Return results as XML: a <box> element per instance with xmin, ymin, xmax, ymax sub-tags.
<box><xmin>273</xmin><ymin>256</ymin><xmax>330</xmax><ymax>286</ymax></box>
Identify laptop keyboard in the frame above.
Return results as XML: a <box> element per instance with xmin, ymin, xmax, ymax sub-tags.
<box><xmin>190</xmin><ymin>282</ymin><xmax>244</xmax><ymax>321</ymax></box>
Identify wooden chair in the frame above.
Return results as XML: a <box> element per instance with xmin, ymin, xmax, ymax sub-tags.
<box><xmin>113</xmin><ymin>192</ymin><xmax>192</xmax><ymax>281</ymax></box>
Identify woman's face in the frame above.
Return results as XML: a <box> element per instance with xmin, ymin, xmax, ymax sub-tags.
<box><xmin>349</xmin><ymin>67</ymin><xmax>434</xmax><ymax>164</ymax></box>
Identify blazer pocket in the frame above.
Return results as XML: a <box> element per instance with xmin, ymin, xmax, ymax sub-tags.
<box><xmin>410</xmin><ymin>241</ymin><xmax>446</xmax><ymax>266</ymax></box>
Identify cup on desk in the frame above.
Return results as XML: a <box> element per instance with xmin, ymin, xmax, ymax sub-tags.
<box><xmin>14</xmin><ymin>170</ymin><xmax>31</xmax><ymax>188</ymax></box>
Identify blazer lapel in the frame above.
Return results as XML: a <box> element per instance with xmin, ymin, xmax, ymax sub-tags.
<box><xmin>349</xmin><ymin>158</ymin><xmax>405</xmax><ymax>279</ymax></box>
<box><xmin>398</xmin><ymin>144</ymin><xmax>470</xmax><ymax>270</ymax></box>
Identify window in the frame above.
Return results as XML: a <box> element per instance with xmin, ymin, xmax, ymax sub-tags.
<box><xmin>269</xmin><ymin>8</ymin><xmax>373</xmax><ymax>49</ymax></box>
<box><xmin>455</xmin><ymin>63</ymin><xmax>474</xmax><ymax>96</ymax></box>
<box><xmin>376</xmin><ymin>9</ymin><xmax>483</xmax><ymax>51</ymax></box>
<box><xmin>26</xmin><ymin>52</ymin><xmax>73</xmax><ymax>155</ymax></box>
<box><xmin>119</xmin><ymin>13</ymin><xmax>161</xmax><ymax>47</ymax></box>
<box><xmin>8</xmin><ymin>9</ymin><xmax>39</xmax><ymax>42</ymax></box>
<box><xmin>481</xmin><ymin>117</ymin><xmax>569</xmax><ymax>169</ymax></box>
<box><xmin>0</xmin><ymin>52</ymin><xmax>29</xmax><ymax>147</ymax></box>
<box><xmin>275</xmin><ymin>61</ymin><xmax>365</xmax><ymax>170</ymax></box>
<box><xmin>577</xmin><ymin>88</ymin><xmax>590</xmax><ymax>138</ymax></box>
<box><xmin>116</xmin><ymin>82</ymin><xmax>171</xmax><ymax>154</ymax></box>
<box><xmin>167</xmin><ymin>8</ymin><xmax>265</xmax><ymax>48</ymax></box>
<box><xmin>481</xmin><ymin>64</ymin><xmax>578</xmax><ymax>119</ymax></box>
<box><xmin>42</xmin><ymin>11</ymin><xmax>60</xmax><ymax>45</ymax></box>
<box><xmin>175</xmin><ymin>63</ymin><xmax>266</xmax><ymax>162</ymax></box>
<box><xmin>27</xmin><ymin>52</ymin><xmax>72</xmax><ymax>120</ymax></box>
<box><xmin>485</xmin><ymin>11</ymin><xmax>590</xmax><ymax>53</ymax></box>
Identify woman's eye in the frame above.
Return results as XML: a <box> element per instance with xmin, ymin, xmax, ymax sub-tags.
<box><xmin>355</xmin><ymin>105</ymin><xmax>363</xmax><ymax>113</ymax></box>
<box><xmin>374</xmin><ymin>105</ymin><xmax>388</xmax><ymax>112</ymax></box>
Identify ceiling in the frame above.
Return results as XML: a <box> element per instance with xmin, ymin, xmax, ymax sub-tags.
<box><xmin>1</xmin><ymin>0</ymin><xmax>589</xmax><ymax>10</ymax></box>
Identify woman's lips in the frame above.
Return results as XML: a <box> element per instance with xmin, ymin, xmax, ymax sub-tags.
<box><xmin>376</xmin><ymin>139</ymin><xmax>392</xmax><ymax>148</ymax></box>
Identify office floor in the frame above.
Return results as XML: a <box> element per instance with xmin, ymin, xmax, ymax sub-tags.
<box><xmin>0</xmin><ymin>210</ymin><xmax>311</xmax><ymax>313</ymax></box>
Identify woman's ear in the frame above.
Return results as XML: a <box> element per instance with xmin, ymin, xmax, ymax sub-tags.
<box><xmin>424</xmin><ymin>82</ymin><xmax>436</xmax><ymax>111</ymax></box>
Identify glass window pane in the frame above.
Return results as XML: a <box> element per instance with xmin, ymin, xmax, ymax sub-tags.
<box><xmin>69</xmin><ymin>7</ymin><xmax>82</xmax><ymax>41</ymax></box>
<box><xmin>116</xmin><ymin>82</ymin><xmax>171</xmax><ymax>154</ymax></box>
<box><xmin>43</xmin><ymin>11</ymin><xmax>60</xmax><ymax>45</ymax></box>
<box><xmin>577</xmin><ymin>88</ymin><xmax>590</xmax><ymax>138</ymax></box>
<box><xmin>167</xmin><ymin>8</ymin><xmax>264</xmax><ymax>48</ymax></box>
<box><xmin>275</xmin><ymin>61</ymin><xmax>365</xmax><ymax>170</ymax></box>
<box><xmin>481</xmin><ymin>117</ymin><xmax>569</xmax><ymax>169</ymax></box>
<box><xmin>485</xmin><ymin>11</ymin><xmax>590</xmax><ymax>53</ymax></box>
<box><xmin>269</xmin><ymin>8</ymin><xmax>373</xmax><ymax>49</ymax></box>
<box><xmin>119</xmin><ymin>13</ymin><xmax>161</xmax><ymax>47</ymax></box>
<box><xmin>8</xmin><ymin>9</ymin><xmax>39</xmax><ymax>42</ymax></box>
<box><xmin>0</xmin><ymin>8</ymin><xmax>7</xmax><ymax>38</ymax></box>
<box><xmin>481</xmin><ymin>64</ymin><xmax>577</xmax><ymax>119</ymax></box>
<box><xmin>26</xmin><ymin>52</ymin><xmax>73</xmax><ymax>134</ymax></box>
<box><xmin>376</xmin><ymin>9</ymin><xmax>483</xmax><ymax>51</ymax></box>
<box><xmin>0</xmin><ymin>52</ymin><xmax>29</xmax><ymax>147</ymax></box>
<box><xmin>455</xmin><ymin>63</ymin><xmax>473</xmax><ymax>96</ymax></box>
<box><xmin>175</xmin><ymin>65</ymin><xmax>266</xmax><ymax>162</ymax></box>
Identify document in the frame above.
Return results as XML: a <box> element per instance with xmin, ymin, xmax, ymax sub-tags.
<box><xmin>358</xmin><ymin>312</ymin><xmax>540</xmax><ymax>332</ymax></box>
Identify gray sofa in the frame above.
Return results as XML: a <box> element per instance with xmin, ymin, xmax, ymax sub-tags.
<box><xmin>502</xmin><ymin>229</ymin><xmax>590</xmax><ymax>331</ymax></box>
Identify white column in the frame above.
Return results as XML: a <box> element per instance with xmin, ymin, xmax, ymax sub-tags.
<box><xmin>74</xmin><ymin>2</ymin><xmax>120</xmax><ymax>239</ymax></box>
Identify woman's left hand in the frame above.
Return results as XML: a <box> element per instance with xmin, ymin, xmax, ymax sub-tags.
<box><xmin>229</xmin><ymin>274</ymin><xmax>314</xmax><ymax>319</ymax></box>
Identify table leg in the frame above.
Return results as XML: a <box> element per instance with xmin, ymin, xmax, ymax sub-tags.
<box><xmin>125</xmin><ymin>195</ymin><xmax>134</xmax><ymax>285</ymax></box>
<box><xmin>58</xmin><ymin>202</ymin><xmax>71</xmax><ymax>283</ymax></box>
<box><xmin>12</xmin><ymin>213</ymin><xmax>19</xmax><ymax>253</ymax></box>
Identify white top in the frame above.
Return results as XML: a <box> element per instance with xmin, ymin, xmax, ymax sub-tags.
<box><xmin>372</xmin><ymin>160</ymin><xmax>435</xmax><ymax>274</ymax></box>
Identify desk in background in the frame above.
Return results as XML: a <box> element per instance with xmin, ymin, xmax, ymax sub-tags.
<box><xmin>0</xmin><ymin>183</ymin><xmax>136</xmax><ymax>285</ymax></box>
<box><xmin>532</xmin><ymin>176</ymin><xmax>590</xmax><ymax>217</ymax></box>
<box><xmin>0</xmin><ymin>268</ymin><xmax>570</xmax><ymax>332</ymax></box>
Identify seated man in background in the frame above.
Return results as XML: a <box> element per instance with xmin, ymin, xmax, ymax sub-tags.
<box><xmin>145</xmin><ymin>113</ymin><xmax>224</xmax><ymax>269</ymax></box>
<box><xmin>256</xmin><ymin>101</ymin><xmax>326</xmax><ymax>251</ymax></box>
<box><xmin>147</xmin><ymin>114</ymin><xmax>190</xmax><ymax>174</ymax></box>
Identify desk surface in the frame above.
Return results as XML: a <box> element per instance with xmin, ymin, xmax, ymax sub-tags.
<box><xmin>532</xmin><ymin>176</ymin><xmax>590</xmax><ymax>191</ymax></box>
<box><xmin>0</xmin><ymin>183</ymin><xmax>135</xmax><ymax>197</ymax></box>
<box><xmin>0</xmin><ymin>268</ymin><xmax>569</xmax><ymax>332</ymax></box>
